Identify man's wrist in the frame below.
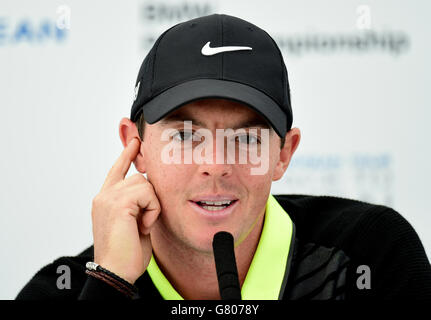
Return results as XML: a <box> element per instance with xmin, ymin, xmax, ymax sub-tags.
<box><xmin>85</xmin><ymin>262</ymin><xmax>139</xmax><ymax>299</ymax></box>
<box><xmin>91</xmin><ymin>260</ymin><xmax>138</xmax><ymax>284</ymax></box>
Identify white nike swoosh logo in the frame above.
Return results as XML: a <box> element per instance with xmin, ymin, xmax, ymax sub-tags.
<box><xmin>134</xmin><ymin>81</ymin><xmax>140</xmax><ymax>101</ymax></box>
<box><xmin>201</xmin><ymin>41</ymin><xmax>252</xmax><ymax>56</ymax></box>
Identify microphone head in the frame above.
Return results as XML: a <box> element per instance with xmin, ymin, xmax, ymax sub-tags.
<box><xmin>212</xmin><ymin>231</ymin><xmax>242</xmax><ymax>300</ymax></box>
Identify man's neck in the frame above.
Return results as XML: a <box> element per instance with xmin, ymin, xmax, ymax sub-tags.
<box><xmin>150</xmin><ymin>214</ymin><xmax>265</xmax><ymax>300</ymax></box>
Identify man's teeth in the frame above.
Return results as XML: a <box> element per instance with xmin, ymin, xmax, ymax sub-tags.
<box><xmin>200</xmin><ymin>200</ymin><xmax>233</xmax><ymax>205</ymax></box>
<box><xmin>197</xmin><ymin>200</ymin><xmax>234</xmax><ymax>211</ymax></box>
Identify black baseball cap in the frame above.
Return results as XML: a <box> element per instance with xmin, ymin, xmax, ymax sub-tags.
<box><xmin>130</xmin><ymin>14</ymin><xmax>292</xmax><ymax>137</ymax></box>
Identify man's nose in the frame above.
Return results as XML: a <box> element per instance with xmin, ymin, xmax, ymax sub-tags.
<box><xmin>196</xmin><ymin>139</ymin><xmax>233</xmax><ymax>177</ymax></box>
<box><xmin>197</xmin><ymin>162</ymin><xmax>233</xmax><ymax>177</ymax></box>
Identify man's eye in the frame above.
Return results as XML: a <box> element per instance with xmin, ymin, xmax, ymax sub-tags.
<box><xmin>236</xmin><ymin>134</ymin><xmax>261</xmax><ymax>145</ymax></box>
<box><xmin>172</xmin><ymin>131</ymin><xmax>194</xmax><ymax>141</ymax></box>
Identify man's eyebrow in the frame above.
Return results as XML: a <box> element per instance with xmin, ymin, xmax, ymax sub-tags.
<box><xmin>232</xmin><ymin>119</ymin><xmax>270</xmax><ymax>130</ymax></box>
<box><xmin>159</xmin><ymin>114</ymin><xmax>271</xmax><ymax>130</ymax></box>
<box><xmin>158</xmin><ymin>114</ymin><xmax>206</xmax><ymax>127</ymax></box>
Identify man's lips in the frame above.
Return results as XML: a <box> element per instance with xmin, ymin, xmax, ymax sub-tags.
<box><xmin>188</xmin><ymin>194</ymin><xmax>240</xmax><ymax>217</ymax></box>
<box><xmin>189</xmin><ymin>194</ymin><xmax>239</xmax><ymax>202</ymax></box>
<box><xmin>188</xmin><ymin>199</ymin><xmax>239</xmax><ymax>218</ymax></box>
<box><xmin>193</xmin><ymin>199</ymin><xmax>238</xmax><ymax>208</ymax></box>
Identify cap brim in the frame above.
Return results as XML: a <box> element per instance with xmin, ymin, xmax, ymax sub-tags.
<box><xmin>140</xmin><ymin>79</ymin><xmax>287</xmax><ymax>137</ymax></box>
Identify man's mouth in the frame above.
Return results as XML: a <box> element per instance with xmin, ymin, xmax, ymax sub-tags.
<box><xmin>194</xmin><ymin>200</ymin><xmax>238</xmax><ymax>211</ymax></box>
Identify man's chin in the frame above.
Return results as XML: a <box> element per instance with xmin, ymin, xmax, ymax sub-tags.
<box><xmin>184</xmin><ymin>227</ymin><xmax>240</xmax><ymax>254</ymax></box>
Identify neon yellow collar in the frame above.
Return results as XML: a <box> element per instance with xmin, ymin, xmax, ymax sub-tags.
<box><xmin>147</xmin><ymin>194</ymin><xmax>295</xmax><ymax>300</ymax></box>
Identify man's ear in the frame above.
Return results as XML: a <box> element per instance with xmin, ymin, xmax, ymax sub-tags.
<box><xmin>272</xmin><ymin>127</ymin><xmax>301</xmax><ymax>181</ymax></box>
<box><xmin>119</xmin><ymin>117</ymin><xmax>146</xmax><ymax>173</ymax></box>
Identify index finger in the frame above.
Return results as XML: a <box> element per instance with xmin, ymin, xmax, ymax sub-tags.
<box><xmin>102</xmin><ymin>138</ymin><xmax>141</xmax><ymax>189</ymax></box>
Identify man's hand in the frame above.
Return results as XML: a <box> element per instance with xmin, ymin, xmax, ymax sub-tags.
<box><xmin>91</xmin><ymin>137</ymin><xmax>161</xmax><ymax>284</ymax></box>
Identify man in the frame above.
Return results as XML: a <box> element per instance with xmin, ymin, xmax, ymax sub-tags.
<box><xmin>17</xmin><ymin>14</ymin><xmax>431</xmax><ymax>300</ymax></box>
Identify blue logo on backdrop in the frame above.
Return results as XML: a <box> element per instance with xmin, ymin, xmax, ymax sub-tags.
<box><xmin>0</xmin><ymin>18</ymin><xmax>67</xmax><ymax>46</ymax></box>
<box><xmin>274</xmin><ymin>153</ymin><xmax>394</xmax><ymax>207</ymax></box>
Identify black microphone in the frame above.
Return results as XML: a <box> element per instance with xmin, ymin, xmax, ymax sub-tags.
<box><xmin>212</xmin><ymin>231</ymin><xmax>242</xmax><ymax>300</ymax></box>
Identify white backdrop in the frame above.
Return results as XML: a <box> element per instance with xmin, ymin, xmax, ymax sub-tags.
<box><xmin>1</xmin><ymin>0</ymin><xmax>430</xmax><ymax>299</ymax></box>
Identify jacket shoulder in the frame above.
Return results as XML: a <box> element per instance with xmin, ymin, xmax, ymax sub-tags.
<box><xmin>275</xmin><ymin>194</ymin><xmax>431</xmax><ymax>299</ymax></box>
<box><xmin>16</xmin><ymin>245</ymin><xmax>94</xmax><ymax>300</ymax></box>
<box><xmin>273</xmin><ymin>193</ymin><xmax>395</xmax><ymax>243</ymax></box>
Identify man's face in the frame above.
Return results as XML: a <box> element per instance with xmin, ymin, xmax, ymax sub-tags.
<box><xmin>136</xmin><ymin>99</ymin><xmax>298</xmax><ymax>253</ymax></box>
